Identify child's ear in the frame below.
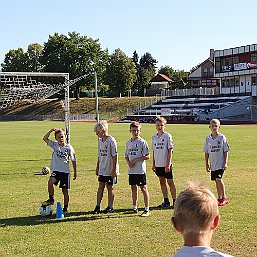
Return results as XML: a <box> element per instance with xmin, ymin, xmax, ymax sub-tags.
<box><xmin>210</xmin><ymin>214</ymin><xmax>220</xmax><ymax>231</ymax></box>
<box><xmin>171</xmin><ymin>217</ymin><xmax>181</xmax><ymax>232</ymax></box>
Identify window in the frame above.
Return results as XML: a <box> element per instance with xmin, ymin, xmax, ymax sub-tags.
<box><xmin>250</xmin><ymin>53</ymin><xmax>257</xmax><ymax>62</ymax></box>
<box><xmin>252</xmin><ymin>75</ymin><xmax>256</xmax><ymax>86</ymax></box>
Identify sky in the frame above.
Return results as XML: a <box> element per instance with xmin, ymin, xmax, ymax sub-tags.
<box><xmin>1</xmin><ymin>0</ymin><xmax>257</xmax><ymax>72</ymax></box>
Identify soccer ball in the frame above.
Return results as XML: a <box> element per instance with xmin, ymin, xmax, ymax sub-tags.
<box><xmin>42</xmin><ymin>166</ymin><xmax>50</xmax><ymax>175</ymax></box>
<box><xmin>39</xmin><ymin>205</ymin><xmax>53</xmax><ymax>216</ymax></box>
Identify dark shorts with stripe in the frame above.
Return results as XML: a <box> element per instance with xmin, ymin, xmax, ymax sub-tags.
<box><xmin>155</xmin><ymin>166</ymin><xmax>173</xmax><ymax>179</ymax></box>
<box><xmin>98</xmin><ymin>175</ymin><xmax>117</xmax><ymax>185</ymax></box>
<box><xmin>51</xmin><ymin>171</ymin><xmax>70</xmax><ymax>189</ymax></box>
<box><xmin>129</xmin><ymin>174</ymin><xmax>147</xmax><ymax>186</ymax></box>
<box><xmin>211</xmin><ymin>169</ymin><xmax>224</xmax><ymax>181</ymax></box>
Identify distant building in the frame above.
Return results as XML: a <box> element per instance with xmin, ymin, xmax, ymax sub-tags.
<box><xmin>188</xmin><ymin>49</ymin><xmax>219</xmax><ymax>88</ymax></box>
<box><xmin>214</xmin><ymin>43</ymin><xmax>257</xmax><ymax>96</ymax></box>
<box><xmin>150</xmin><ymin>73</ymin><xmax>173</xmax><ymax>90</ymax></box>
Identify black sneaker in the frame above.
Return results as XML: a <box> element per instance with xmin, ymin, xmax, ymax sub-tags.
<box><xmin>93</xmin><ymin>206</ymin><xmax>101</xmax><ymax>214</ymax></box>
<box><xmin>41</xmin><ymin>199</ymin><xmax>54</xmax><ymax>206</ymax></box>
<box><xmin>102</xmin><ymin>206</ymin><xmax>114</xmax><ymax>214</ymax></box>
<box><xmin>157</xmin><ymin>202</ymin><xmax>170</xmax><ymax>209</ymax></box>
<box><xmin>62</xmin><ymin>208</ymin><xmax>68</xmax><ymax>214</ymax></box>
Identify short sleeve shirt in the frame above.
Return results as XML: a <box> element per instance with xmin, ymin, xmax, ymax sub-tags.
<box><xmin>98</xmin><ymin>135</ymin><xmax>119</xmax><ymax>176</ymax></box>
<box><xmin>48</xmin><ymin>140</ymin><xmax>76</xmax><ymax>173</ymax></box>
<box><xmin>125</xmin><ymin>137</ymin><xmax>149</xmax><ymax>175</ymax></box>
<box><xmin>203</xmin><ymin>133</ymin><xmax>230</xmax><ymax>171</ymax></box>
<box><xmin>152</xmin><ymin>132</ymin><xmax>174</xmax><ymax>167</ymax></box>
<box><xmin>171</xmin><ymin>245</ymin><xmax>234</xmax><ymax>257</ymax></box>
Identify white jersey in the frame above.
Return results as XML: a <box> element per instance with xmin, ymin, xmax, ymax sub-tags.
<box><xmin>171</xmin><ymin>246</ymin><xmax>234</xmax><ymax>257</ymax></box>
<box><xmin>152</xmin><ymin>132</ymin><xmax>174</xmax><ymax>167</ymax></box>
<box><xmin>98</xmin><ymin>135</ymin><xmax>119</xmax><ymax>176</ymax></box>
<box><xmin>125</xmin><ymin>137</ymin><xmax>149</xmax><ymax>174</ymax></box>
<box><xmin>48</xmin><ymin>140</ymin><xmax>76</xmax><ymax>174</ymax></box>
<box><xmin>203</xmin><ymin>133</ymin><xmax>230</xmax><ymax>171</ymax></box>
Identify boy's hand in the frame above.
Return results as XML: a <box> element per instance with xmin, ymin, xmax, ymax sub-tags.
<box><xmin>111</xmin><ymin>169</ymin><xmax>117</xmax><ymax>178</ymax></box>
<box><xmin>223</xmin><ymin>163</ymin><xmax>228</xmax><ymax>170</ymax></box>
<box><xmin>95</xmin><ymin>168</ymin><xmax>99</xmax><ymax>176</ymax></box>
<box><xmin>152</xmin><ymin>164</ymin><xmax>156</xmax><ymax>172</ymax></box>
<box><xmin>128</xmin><ymin>160</ymin><xmax>136</xmax><ymax>168</ymax></box>
<box><xmin>206</xmin><ymin>165</ymin><xmax>210</xmax><ymax>172</ymax></box>
<box><xmin>73</xmin><ymin>171</ymin><xmax>77</xmax><ymax>180</ymax></box>
<box><xmin>165</xmin><ymin>164</ymin><xmax>171</xmax><ymax>173</ymax></box>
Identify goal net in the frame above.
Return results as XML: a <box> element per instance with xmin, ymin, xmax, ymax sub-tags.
<box><xmin>0</xmin><ymin>72</ymin><xmax>87</xmax><ymax>143</ymax></box>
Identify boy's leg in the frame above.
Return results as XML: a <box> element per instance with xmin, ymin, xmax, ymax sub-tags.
<box><xmin>159</xmin><ymin>176</ymin><xmax>169</xmax><ymax>199</ymax></box>
<box><xmin>62</xmin><ymin>188</ymin><xmax>69</xmax><ymax>210</ymax></box>
<box><xmin>131</xmin><ymin>185</ymin><xmax>138</xmax><ymax>206</ymax></box>
<box><xmin>96</xmin><ymin>182</ymin><xmax>105</xmax><ymax>206</ymax></box>
<box><xmin>106</xmin><ymin>183</ymin><xmax>114</xmax><ymax>208</ymax></box>
<box><xmin>42</xmin><ymin>177</ymin><xmax>57</xmax><ymax>205</ymax></box>
<box><xmin>215</xmin><ymin>178</ymin><xmax>226</xmax><ymax>198</ymax></box>
<box><xmin>167</xmin><ymin>178</ymin><xmax>176</xmax><ymax>206</ymax></box>
<box><xmin>140</xmin><ymin>185</ymin><xmax>150</xmax><ymax>210</ymax></box>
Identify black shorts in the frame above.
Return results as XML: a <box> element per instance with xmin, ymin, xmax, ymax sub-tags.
<box><xmin>51</xmin><ymin>171</ymin><xmax>70</xmax><ymax>189</ymax></box>
<box><xmin>129</xmin><ymin>174</ymin><xmax>146</xmax><ymax>186</ymax></box>
<box><xmin>211</xmin><ymin>169</ymin><xmax>224</xmax><ymax>181</ymax></box>
<box><xmin>98</xmin><ymin>175</ymin><xmax>117</xmax><ymax>185</ymax></box>
<box><xmin>155</xmin><ymin>166</ymin><xmax>173</xmax><ymax>179</ymax></box>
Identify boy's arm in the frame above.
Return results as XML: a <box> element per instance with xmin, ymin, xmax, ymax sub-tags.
<box><xmin>43</xmin><ymin>128</ymin><xmax>55</xmax><ymax>144</ymax></box>
<box><xmin>72</xmin><ymin>160</ymin><xmax>77</xmax><ymax>180</ymax></box>
<box><xmin>131</xmin><ymin>154</ymin><xmax>150</xmax><ymax>165</ymax></box>
<box><xmin>223</xmin><ymin>151</ymin><xmax>228</xmax><ymax>170</ymax></box>
<box><xmin>205</xmin><ymin>153</ymin><xmax>210</xmax><ymax>172</ymax></box>
<box><xmin>165</xmin><ymin>148</ymin><xmax>172</xmax><ymax>172</ymax></box>
<box><xmin>96</xmin><ymin>159</ymin><xmax>99</xmax><ymax>176</ymax></box>
<box><xmin>152</xmin><ymin>151</ymin><xmax>156</xmax><ymax>171</ymax></box>
<box><xmin>111</xmin><ymin>155</ymin><xmax>117</xmax><ymax>178</ymax></box>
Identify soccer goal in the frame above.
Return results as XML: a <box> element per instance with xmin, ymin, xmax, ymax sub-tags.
<box><xmin>0</xmin><ymin>71</ymin><xmax>87</xmax><ymax>143</ymax></box>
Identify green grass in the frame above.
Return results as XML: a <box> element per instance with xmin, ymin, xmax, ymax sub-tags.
<box><xmin>0</xmin><ymin>121</ymin><xmax>256</xmax><ymax>257</ymax></box>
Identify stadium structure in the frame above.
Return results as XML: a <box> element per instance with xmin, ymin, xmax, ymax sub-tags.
<box><xmin>127</xmin><ymin>43</ymin><xmax>257</xmax><ymax>123</ymax></box>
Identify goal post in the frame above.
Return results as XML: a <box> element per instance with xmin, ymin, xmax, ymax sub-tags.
<box><xmin>0</xmin><ymin>71</ymin><xmax>71</xmax><ymax>143</ymax></box>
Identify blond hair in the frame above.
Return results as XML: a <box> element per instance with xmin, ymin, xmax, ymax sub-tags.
<box><xmin>210</xmin><ymin>118</ymin><xmax>220</xmax><ymax>126</ymax></box>
<box><xmin>173</xmin><ymin>181</ymin><xmax>219</xmax><ymax>233</ymax></box>
<box><xmin>94</xmin><ymin>120</ymin><xmax>108</xmax><ymax>133</ymax></box>
<box><xmin>155</xmin><ymin>116</ymin><xmax>167</xmax><ymax>125</ymax></box>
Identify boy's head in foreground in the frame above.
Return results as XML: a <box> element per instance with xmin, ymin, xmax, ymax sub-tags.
<box><xmin>54</xmin><ymin>128</ymin><xmax>66</xmax><ymax>145</ymax></box>
<box><xmin>172</xmin><ymin>181</ymin><xmax>219</xmax><ymax>234</ymax></box>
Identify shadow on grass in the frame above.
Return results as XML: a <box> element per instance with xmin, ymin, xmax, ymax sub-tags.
<box><xmin>0</xmin><ymin>159</ymin><xmax>51</xmax><ymax>163</ymax></box>
<box><xmin>0</xmin><ymin>208</ymin><xmax>153</xmax><ymax>227</ymax></box>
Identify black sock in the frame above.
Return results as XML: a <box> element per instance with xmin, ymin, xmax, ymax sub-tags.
<box><xmin>49</xmin><ymin>195</ymin><xmax>54</xmax><ymax>201</ymax></box>
<box><xmin>173</xmin><ymin>199</ymin><xmax>176</xmax><ymax>206</ymax></box>
<box><xmin>164</xmin><ymin>198</ymin><xmax>170</xmax><ymax>204</ymax></box>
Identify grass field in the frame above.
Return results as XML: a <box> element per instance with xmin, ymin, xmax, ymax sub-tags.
<box><xmin>0</xmin><ymin>121</ymin><xmax>256</xmax><ymax>257</ymax></box>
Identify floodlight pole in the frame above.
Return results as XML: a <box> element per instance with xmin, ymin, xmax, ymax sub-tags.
<box><xmin>64</xmin><ymin>73</ymin><xmax>70</xmax><ymax>144</ymax></box>
<box><xmin>94</xmin><ymin>70</ymin><xmax>99</xmax><ymax>122</ymax></box>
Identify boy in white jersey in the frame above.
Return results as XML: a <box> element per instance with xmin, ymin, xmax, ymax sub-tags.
<box><xmin>125</xmin><ymin>121</ymin><xmax>150</xmax><ymax>217</ymax></box>
<box><xmin>171</xmin><ymin>181</ymin><xmax>234</xmax><ymax>257</ymax></box>
<box><xmin>204</xmin><ymin>119</ymin><xmax>230</xmax><ymax>206</ymax></box>
<box><xmin>42</xmin><ymin>128</ymin><xmax>77</xmax><ymax>213</ymax></box>
<box><xmin>93</xmin><ymin>120</ymin><xmax>119</xmax><ymax>214</ymax></box>
<box><xmin>152</xmin><ymin>117</ymin><xmax>176</xmax><ymax>208</ymax></box>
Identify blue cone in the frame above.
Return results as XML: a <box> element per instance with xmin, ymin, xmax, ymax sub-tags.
<box><xmin>56</xmin><ymin>202</ymin><xmax>64</xmax><ymax>218</ymax></box>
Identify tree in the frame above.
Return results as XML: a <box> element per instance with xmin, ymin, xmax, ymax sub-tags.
<box><xmin>104</xmin><ymin>49</ymin><xmax>137</xmax><ymax>95</ymax></box>
<box><xmin>1</xmin><ymin>48</ymin><xmax>27</xmax><ymax>71</ymax></box>
<box><xmin>26</xmin><ymin>43</ymin><xmax>43</xmax><ymax>72</ymax></box>
<box><xmin>137</xmin><ymin>52</ymin><xmax>157</xmax><ymax>95</ymax></box>
<box><xmin>41</xmin><ymin>32</ymin><xmax>109</xmax><ymax>99</ymax></box>
<box><xmin>158</xmin><ymin>65</ymin><xmax>175</xmax><ymax>80</ymax></box>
